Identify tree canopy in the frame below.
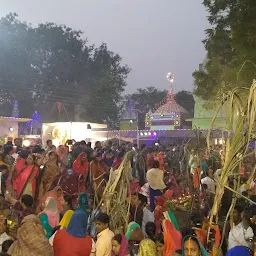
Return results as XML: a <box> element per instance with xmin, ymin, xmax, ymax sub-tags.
<box><xmin>0</xmin><ymin>13</ymin><xmax>130</xmax><ymax>127</ymax></box>
<box><xmin>193</xmin><ymin>0</ymin><xmax>256</xmax><ymax>100</ymax></box>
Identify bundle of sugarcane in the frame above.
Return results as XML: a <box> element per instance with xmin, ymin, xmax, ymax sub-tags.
<box><xmin>97</xmin><ymin>150</ymin><xmax>134</xmax><ymax>233</ymax></box>
<box><xmin>207</xmin><ymin>80</ymin><xmax>256</xmax><ymax>246</ymax></box>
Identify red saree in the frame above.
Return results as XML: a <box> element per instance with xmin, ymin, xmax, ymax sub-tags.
<box><xmin>13</xmin><ymin>158</ymin><xmax>26</xmax><ymax>192</ymax></box>
<box><xmin>16</xmin><ymin>164</ymin><xmax>39</xmax><ymax>198</ymax></box>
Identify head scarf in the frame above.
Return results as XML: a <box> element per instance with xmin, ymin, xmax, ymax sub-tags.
<box><xmin>162</xmin><ymin>219</ymin><xmax>182</xmax><ymax>256</ymax></box>
<box><xmin>226</xmin><ymin>246</ymin><xmax>251</xmax><ymax>256</ymax></box>
<box><xmin>164</xmin><ymin>211</ymin><xmax>180</xmax><ymax>231</ymax></box>
<box><xmin>43</xmin><ymin>197</ymin><xmax>59</xmax><ymax>228</ymax></box>
<box><xmin>138</xmin><ymin>239</ymin><xmax>157</xmax><ymax>256</ymax></box>
<box><xmin>40</xmin><ymin>186</ymin><xmax>63</xmax><ymax>211</ymax></box>
<box><xmin>66</xmin><ymin>210</ymin><xmax>88</xmax><ymax>238</ymax></box>
<box><xmin>125</xmin><ymin>222</ymin><xmax>141</xmax><ymax>240</ymax></box>
<box><xmin>76</xmin><ymin>192</ymin><xmax>88</xmax><ymax>212</ymax></box>
<box><xmin>113</xmin><ymin>234</ymin><xmax>129</xmax><ymax>256</ymax></box>
<box><xmin>59</xmin><ymin>210</ymin><xmax>74</xmax><ymax>228</ymax></box>
<box><xmin>182</xmin><ymin>235</ymin><xmax>208</xmax><ymax>256</ymax></box>
<box><xmin>10</xmin><ymin>215</ymin><xmax>53</xmax><ymax>256</ymax></box>
<box><xmin>73</xmin><ymin>152</ymin><xmax>88</xmax><ymax>175</ymax></box>
<box><xmin>44</xmin><ymin>197</ymin><xmax>58</xmax><ymax>212</ymax></box>
<box><xmin>40</xmin><ymin>213</ymin><xmax>53</xmax><ymax>239</ymax></box>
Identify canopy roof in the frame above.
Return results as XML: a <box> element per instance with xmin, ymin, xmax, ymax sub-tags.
<box><xmin>154</xmin><ymin>88</ymin><xmax>188</xmax><ymax>115</ymax></box>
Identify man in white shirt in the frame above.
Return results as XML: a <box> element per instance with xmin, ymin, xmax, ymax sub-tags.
<box><xmin>95</xmin><ymin>213</ymin><xmax>114</xmax><ymax>256</ymax></box>
<box><xmin>228</xmin><ymin>206</ymin><xmax>254</xmax><ymax>250</ymax></box>
<box><xmin>201</xmin><ymin>169</ymin><xmax>216</xmax><ymax>194</ymax></box>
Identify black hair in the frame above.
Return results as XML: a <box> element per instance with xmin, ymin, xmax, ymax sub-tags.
<box><xmin>234</xmin><ymin>204</ymin><xmax>243</xmax><ymax>214</ymax></box>
<box><xmin>137</xmin><ymin>193</ymin><xmax>147</xmax><ymax>206</ymax></box>
<box><xmin>3</xmin><ymin>145</ymin><xmax>13</xmax><ymax>154</ymax></box>
<box><xmin>105</xmin><ymin>149</ymin><xmax>113</xmax><ymax>155</ymax></box>
<box><xmin>155</xmin><ymin>233</ymin><xmax>164</xmax><ymax>244</ymax></box>
<box><xmin>113</xmin><ymin>234</ymin><xmax>122</xmax><ymax>245</ymax></box>
<box><xmin>0</xmin><ymin>165</ymin><xmax>8</xmax><ymax>171</ymax></box>
<box><xmin>31</xmin><ymin>145</ymin><xmax>42</xmax><ymax>154</ymax></box>
<box><xmin>19</xmin><ymin>150</ymin><xmax>29</xmax><ymax>159</ymax></box>
<box><xmin>2</xmin><ymin>240</ymin><xmax>14</xmax><ymax>253</ymax></box>
<box><xmin>95</xmin><ymin>213</ymin><xmax>110</xmax><ymax>225</ymax></box>
<box><xmin>152</xmin><ymin>160</ymin><xmax>160</xmax><ymax>169</ymax></box>
<box><xmin>145</xmin><ymin>222</ymin><xmax>156</xmax><ymax>241</ymax></box>
<box><xmin>80</xmin><ymin>140</ymin><xmax>86</xmax><ymax>145</ymax></box>
<box><xmin>63</xmin><ymin>194</ymin><xmax>73</xmax><ymax>210</ymax></box>
<box><xmin>21</xmin><ymin>194</ymin><xmax>34</xmax><ymax>207</ymax></box>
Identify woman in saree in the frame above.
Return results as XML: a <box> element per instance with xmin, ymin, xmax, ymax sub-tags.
<box><xmin>53</xmin><ymin>210</ymin><xmax>95</xmax><ymax>256</ymax></box>
<box><xmin>182</xmin><ymin>235</ymin><xmax>208</xmax><ymax>256</ymax></box>
<box><xmin>40</xmin><ymin>213</ymin><xmax>53</xmax><ymax>239</ymax></box>
<box><xmin>15</xmin><ymin>154</ymin><xmax>39</xmax><ymax>199</ymax></box>
<box><xmin>76</xmin><ymin>192</ymin><xmax>90</xmax><ymax>214</ymax></box>
<box><xmin>38</xmin><ymin>151</ymin><xmax>60</xmax><ymax>198</ymax></box>
<box><xmin>126</xmin><ymin>222</ymin><xmax>144</xmax><ymax>255</ymax></box>
<box><xmin>49</xmin><ymin>210</ymin><xmax>74</xmax><ymax>245</ymax></box>
<box><xmin>138</xmin><ymin>239</ymin><xmax>157</xmax><ymax>256</ymax></box>
<box><xmin>90</xmin><ymin>152</ymin><xmax>108</xmax><ymax>202</ymax></box>
<box><xmin>73</xmin><ymin>152</ymin><xmax>89</xmax><ymax>176</ymax></box>
<box><xmin>57</xmin><ymin>145</ymin><xmax>68</xmax><ymax>169</ymax></box>
<box><xmin>41</xmin><ymin>197</ymin><xmax>59</xmax><ymax>228</ymax></box>
<box><xmin>39</xmin><ymin>186</ymin><xmax>64</xmax><ymax>212</ymax></box>
<box><xmin>9</xmin><ymin>215</ymin><xmax>54</xmax><ymax>256</ymax></box>
<box><xmin>162</xmin><ymin>219</ymin><xmax>182</xmax><ymax>256</ymax></box>
<box><xmin>112</xmin><ymin>234</ymin><xmax>129</xmax><ymax>256</ymax></box>
<box><xmin>12</xmin><ymin>151</ymin><xmax>29</xmax><ymax>194</ymax></box>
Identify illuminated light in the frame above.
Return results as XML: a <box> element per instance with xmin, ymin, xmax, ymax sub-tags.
<box><xmin>9</xmin><ymin>127</ymin><xmax>14</xmax><ymax>132</ymax></box>
<box><xmin>52</xmin><ymin>139</ymin><xmax>60</xmax><ymax>146</ymax></box>
<box><xmin>144</xmin><ymin>132</ymin><xmax>148</xmax><ymax>136</ymax></box>
<box><xmin>153</xmin><ymin>132</ymin><xmax>157</xmax><ymax>136</ymax></box>
<box><xmin>219</xmin><ymin>139</ymin><xmax>223</xmax><ymax>145</ymax></box>
<box><xmin>140</xmin><ymin>132</ymin><xmax>143</xmax><ymax>136</ymax></box>
<box><xmin>160</xmin><ymin>114</ymin><xmax>164</xmax><ymax>117</ymax></box>
<box><xmin>129</xmin><ymin>120</ymin><xmax>133</xmax><ymax>124</ymax></box>
<box><xmin>23</xmin><ymin>140</ymin><xmax>30</xmax><ymax>147</ymax></box>
<box><xmin>148</xmin><ymin>132</ymin><xmax>151</xmax><ymax>136</ymax></box>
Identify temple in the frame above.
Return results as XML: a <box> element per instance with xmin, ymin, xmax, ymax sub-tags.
<box><xmin>145</xmin><ymin>88</ymin><xmax>190</xmax><ymax>130</ymax></box>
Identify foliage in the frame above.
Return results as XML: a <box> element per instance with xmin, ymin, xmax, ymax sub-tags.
<box><xmin>207</xmin><ymin>81</ymin><xmax>256</xmax><ymax>246</ymax></box>
<box><xmin>0</xmin><ymin>13</ymin><xmax>130</xmax><ymax>127</ymax></box>
<box><xmin>175</xmin><ymin>90</ymin><xmax>195</xmax><ymax>114</ymax></box>
<box><xmin>193</xmin><ymin>0</ymin><xmax>256</xmax><ymax>100</ymax></box>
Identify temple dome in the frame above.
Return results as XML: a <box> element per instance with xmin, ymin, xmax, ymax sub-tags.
<box><xmin>154</xmin><ymin>88</ymin><xmax>188</xmax><ymax>115</ymax></box>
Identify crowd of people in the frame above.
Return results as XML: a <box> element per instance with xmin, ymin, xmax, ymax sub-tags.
<box><xmin>0</xmin><ymin>138</ymin><xmax>254</xmax><ymax>255</ymax></box>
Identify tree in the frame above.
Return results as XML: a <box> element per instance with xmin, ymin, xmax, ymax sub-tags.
<box><xmin>175</xmin><ymin>90</ymin><xmax>195</xmax><ymax>114</ymax></box>
<box><xmin>126</xmin><ymin>87</ymin><xmax>168</xmax><ymax>113</ymax></box>
<box><xmin>0</xmin><ymin>13</ymin><xmax>130</xmax><ymax>127</ymax></box>
<box><xmin>193</xmin><ymin>0</ymin><xmax>256</xmax><ymax>100</ymax></box>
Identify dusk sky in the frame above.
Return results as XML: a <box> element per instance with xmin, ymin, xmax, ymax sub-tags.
<box><xmin>1</xmin><ymin>0</ymin><xmax>209</xmax><ymax>93</ymax></box>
